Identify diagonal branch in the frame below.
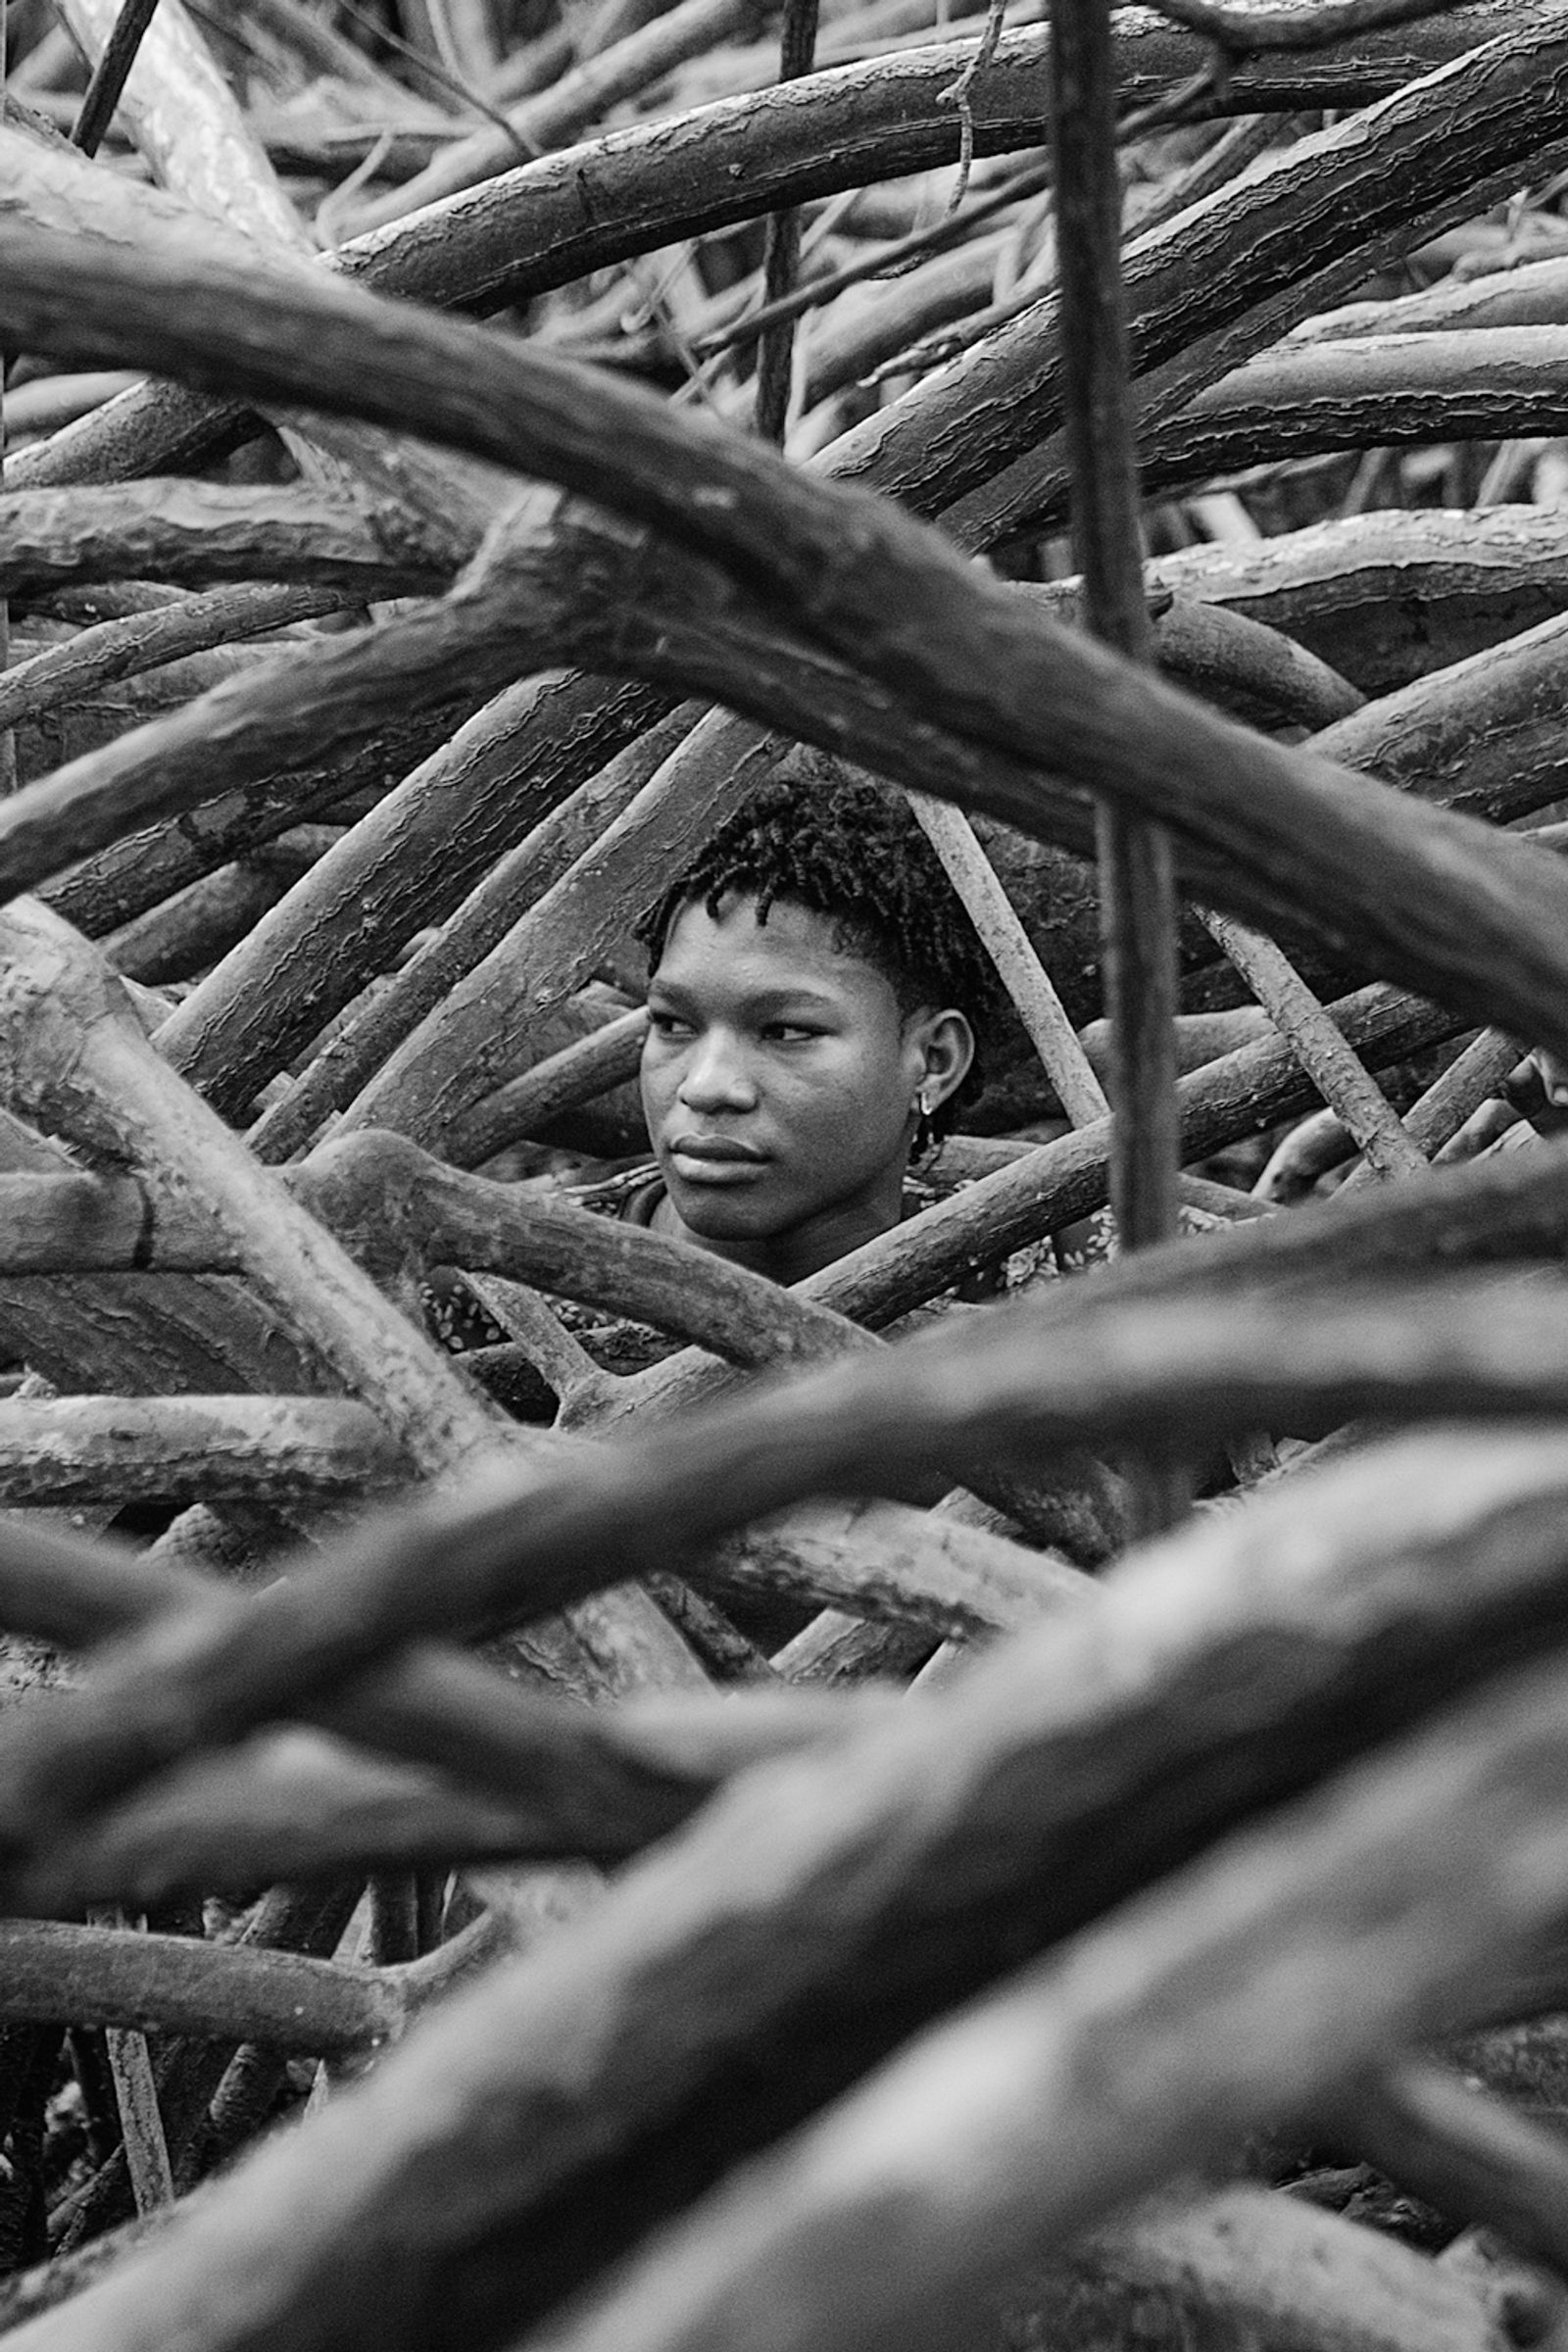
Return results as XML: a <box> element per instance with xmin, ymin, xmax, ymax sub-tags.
<box><xmin>0</xmin><ymin>582</ymin><xmax>350</xmax><ymax>736</ymax></box>
<box><xmin>502</xmin><ymin>1645</ymin><xmax>1568</xmax><ymax>2352</ymax></box>
<box><xmin>0</xmin><ymin>1393</ymin><xmax>407</xmax><ymax>1508</ymax></box>
<box><xmin>0</xmin><ymin>897</ymin><xmax>510</xmax><ymax>1480</ymax></box>
<box><xmin>24</xmin><ymin>1426</ymin><xmax>1568</xmax><ymax>2352</ymax></box>
<box><xmin>291</xmin><ymin>1128</ymin><xmax>869</xmax><ymax>1375</ymax></box>
<box><xmin>0</xmin><ymin>899</ymin><xmax>716</xmax><ymax>1703</ymax></box>
<box><xmin>1143</xmin><ymin>0</ymin><xmax>1467</xmax><ymax>52</ymax></box>
<box><xmin>0</xmin><ymin>480</ymin><xmax>454</xmax><ymax>600</ymax></box>
<box><xmin>1200</xmin><ymin>907</ymin><xmax>1428</xmax><ymax>1181</ymax></box>
<box><xmin>70</xmin><ymin>0</ymin><xmax>161</xmax><ymax>158</ymax></box>
<box><xmin>7</xmin><ymin>222</ymin><xmax>1568</xmax><ymax>1072</ymax></box>
<box><xmin>14</xmin><ymin>1268</ymin><xmax>1568</xmax><ymax>1882</ymax></box>
<box><xmin>444</xmin><ymin>1007</ymin><xmax>650</xmax><ymax>1168</ymax></box>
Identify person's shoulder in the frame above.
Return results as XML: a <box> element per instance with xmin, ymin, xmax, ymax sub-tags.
<box><xmin>564</xmin><ymin>1158</ymin><xmax>665</xmax><ymax>1224</ymax></box>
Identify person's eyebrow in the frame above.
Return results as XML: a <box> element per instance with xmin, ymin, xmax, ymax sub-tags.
<box><xmin>742</xmin><ymin>988</ymin><xmax>841</xmax><ymax>1015</ymax></box>
<box><xmin>648</xmin><ymin>980</ymin><xmax>842</xmax><ymax>1015</ymax></box>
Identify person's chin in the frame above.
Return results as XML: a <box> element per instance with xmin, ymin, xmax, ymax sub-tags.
<box><xmin>664</xmin><ymin>1172</ymin><xmax>779</xmax><ymax>1239</ymax></box>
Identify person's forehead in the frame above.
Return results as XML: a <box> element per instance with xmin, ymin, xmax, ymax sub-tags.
<box><xmin>654</xmin><ymin>894</ymin><xmax>897</xmax><ymax>1005</ymax></box>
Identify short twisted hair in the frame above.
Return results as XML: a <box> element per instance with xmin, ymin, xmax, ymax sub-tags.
<box><xmin>636</xmin><ymin>778</ymin><xmax>999</xmax><ymax>1133</ymax></box>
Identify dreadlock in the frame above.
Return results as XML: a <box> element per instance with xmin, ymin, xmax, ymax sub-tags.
<box><xmin>635</xmin><ymin>778</ymin><xmax>999</xmax><ymax>1135</ymax></box>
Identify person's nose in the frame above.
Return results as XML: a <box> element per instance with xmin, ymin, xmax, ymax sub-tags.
<box><xmin>677</xmin><ymin>1027</ymin><xmax>759</xmax><ymax>1114</ymax></box>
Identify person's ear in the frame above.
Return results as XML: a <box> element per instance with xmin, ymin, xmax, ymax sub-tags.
<box><xmin>908</xmin><ymin>1008</ymin><xmax>975</xmax><ymax>1111</ymax></box>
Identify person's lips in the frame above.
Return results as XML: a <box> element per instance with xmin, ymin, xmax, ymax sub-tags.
<box><xmin>666</xmin><ymin>1134</ymin><xmax>769</xmax><ymax>1183</ymax></box>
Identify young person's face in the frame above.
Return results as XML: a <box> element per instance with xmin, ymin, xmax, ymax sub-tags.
<box><xmin>641</xmin><ymin>893</ymin><xmax>973</xmax><ymax>1284</ymax></box>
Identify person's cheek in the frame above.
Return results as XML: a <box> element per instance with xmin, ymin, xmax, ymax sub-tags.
<box><xmin>801</xmin><ymin>1070</ymin><xmax>870</xmax><ymax>1172</ymax></box>
<box><xmin>639</xmin><ymin>1049</ymin><xmax>675</xmax><ymax>1137</ymax></box>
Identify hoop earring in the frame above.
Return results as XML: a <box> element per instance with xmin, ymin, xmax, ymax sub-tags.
<box><xmin>911</xmin><ymin>1082</ymin><xmax>939</xmax><ymax>1164</ymax></box>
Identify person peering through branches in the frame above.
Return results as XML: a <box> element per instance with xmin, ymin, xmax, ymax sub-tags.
<box><xmin>424</xmin><ymin>779</ymin><xmax>1004</xmax><ymax>1369</ymax></box>
<box><xmin>615</xmin><ymin>777</ymin><xmax>1003</xmax><ymax>1286</ymax></box>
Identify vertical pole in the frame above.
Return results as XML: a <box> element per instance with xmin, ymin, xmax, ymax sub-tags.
<box><xmin>0</xmin><ymin>0</ymin><xmax>168</xmax><ymax>797</ymax></box>
<box><xmin>753</xmin><ymin>0</ymin><xmax>820</xmax><ymax>444</ymax></box>
<box><xmin>1048</xmin><ymin>0</ymin><xmax>1183</xmax><ymax>1529</ymax></box>
<box><xmin>0</xmin><ymin>0</ymin><xmax>14</xmax><ymax>802</ymax></box>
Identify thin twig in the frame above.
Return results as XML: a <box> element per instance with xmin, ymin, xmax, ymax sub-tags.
<box><xmin>72</xmin><ymin>0</ymin><xmax>162</xmax><ymax>157</ymax></box>
<box><xmin>1111</xmin><ymin>55</ymin><xmax>1226</xmax><ymax>142</ymax></box>
<box><xmin>328</xmin><ymin>0</ymin><xmax>531</xmax><ymax>157</ymax></box>
<box><xmin>873</xmin><ymin>110</ymin><xmax>1277</xmax><ymax>385</ymax></box>
<box><xmin>699</xmin><ymin>160</ymin><xmax>1052</xmax><ymax>363</ymax></box>
<box><xmin>938</xmin><ymin>0</ymin><xmax>1008</xmax><ymax>213</ymax></box>
<box><xmin>636</xmin><ymin>256</ymin><xmax>732</xmax><ymax>422</ymax></box>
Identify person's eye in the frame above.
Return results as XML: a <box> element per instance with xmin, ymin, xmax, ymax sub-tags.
<box><xmin>648</xmin><ymin>1008</ymin><xmax>695</xmax><ymax>1040</ymax></box>
<box><xmin>762</xmin><ymin>1022</ymin><xmax>823</xmax><ymax>1044</ymax></box>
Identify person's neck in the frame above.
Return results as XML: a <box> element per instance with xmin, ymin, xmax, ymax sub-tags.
<box><xmin>654</xmin><ymin>1175</ymin><xmax>905</xmax><ymax>1286</ymax></box>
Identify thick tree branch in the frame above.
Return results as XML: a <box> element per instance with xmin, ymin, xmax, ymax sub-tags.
<box><xmin>8</xmin><ymin>228</ymin><xmax>1568</xmax><ymax>1079</ymax></box>
<box><xmin>0</xmin><ymin>582</ymin><xmax>348</xmax><ymax>737</ymax></box>
<box><xmin>1329</xmin><ymin>2056</ymin><xmax>1568</xmax><ymax>2282</ymax></box>
<box><xmin>159</xmin><ymin>664</ymin><xmax>671</xmax><ymax>1126</ymax></box>
<box><xmin>21</xmin><ymin>1428</ymin><xmax>1568</xmax><ymax>2352</ymax></box>
<box><xmin>0</xmin><ymin>481</ymin><xmax>454</xmax><ymax>599</ymax></box>
<box><xmin>506</xmin><ymin>1648</ymin><xmax>1568</xmax><ymax>2352</ymax></box>
<box><xmin>1144</xmin><ymin>0</ymin><xmax>1465</xmax><ymax>53</ymax></box>
<box><xmin>0</xmin><ymin>1393</ymin><xmax>407</xmax><ymax>1507</ymax></box>
<box><xmin>292</xmin><ymin>1126</ymin><xmax>870</xmax><ymax>1373</ymax></box>
<box><xmin>445</xmin><ymin>1007</ymin><xmax>650</xmax><ymax>1167</ymax></box>
<box><xmin>15</xmin><ymin>1266</ymin><xmax>1568</xmax><ymax>1885</ymax></box>
<box><xmin>0</xmin><ymin>1919</ymin><xmax>400</xmax><ymax>2058</ymax></box>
